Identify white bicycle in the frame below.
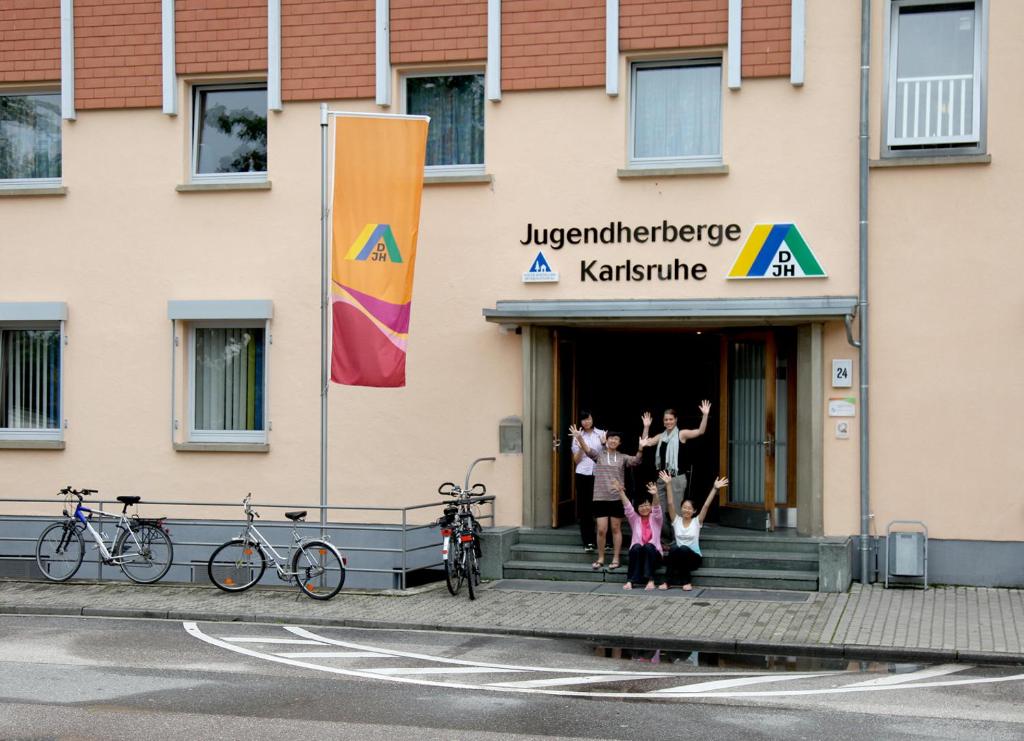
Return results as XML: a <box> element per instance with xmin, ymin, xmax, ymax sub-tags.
<box><xmin>35</xmin><ymin>486</ymin><xmax>174</xmax><ymax>584</ymax></box>
<box><xmin>207</xmin><ymin>494</ymin><xmax>346</xmax><ymax>600</ymax></box>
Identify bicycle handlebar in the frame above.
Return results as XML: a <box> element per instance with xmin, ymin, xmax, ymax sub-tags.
<box><xmin>58</xmin><ymin>486</ymin><xmax>97</xmax><ymax>498</ymax></box>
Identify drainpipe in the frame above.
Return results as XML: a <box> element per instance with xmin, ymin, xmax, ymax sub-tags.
<box><xmin>849</xmin><ymin>0</ymin><xmax>872</xmax><ymax>584</ymax></box>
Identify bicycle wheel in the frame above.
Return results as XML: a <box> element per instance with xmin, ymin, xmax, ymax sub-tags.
<box><xmin>292</xmin><ymin>540</ymin><xmax>345</xmax><ymax>600</ymax></box>
<box><xmin>465</xmin><ymin>544</ymin><xmax>478</xmax><ymax>601</ymax></box>
<box><xmin>208</xmin><ymin>538</ymin><xmax>266</xmax><ymax>592</ymax></box>
<box><xmin>445</xmin><ymin>537</ymin><xmax>464</xmax><ymax>596</ymax></box>
<box><xmin>35</xmin><ymin>521</ymin><xmax>84</xmax><ymax>582</ymax></box>
<box><xmin>115</xmin><ymin>524</ymin><xmax>173</xmax><ymax>584</ymax></box>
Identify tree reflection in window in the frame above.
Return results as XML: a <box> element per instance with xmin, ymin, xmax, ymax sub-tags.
<box><xmin>0</xmin><ymin>93</ymin><xmax>61</xmax><ymax>181</ymax></box>
<box><xmin>195</xmin><ymin>87</ymin><xmax>267</xmax><ymax>175</ymax></box>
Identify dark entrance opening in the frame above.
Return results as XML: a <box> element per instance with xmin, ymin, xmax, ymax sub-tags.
<box><xmin>557</xmin><ymin>329</ymin><xmax>723</xmax><ymax>525</ymax></box>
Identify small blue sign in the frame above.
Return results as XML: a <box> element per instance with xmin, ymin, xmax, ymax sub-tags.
<box><xmin>523</xmin><ymin>251</ymin><xmax>559</xmax><ymax>283</ymax></box>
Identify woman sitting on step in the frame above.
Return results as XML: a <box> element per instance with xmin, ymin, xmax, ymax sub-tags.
<box><xmin>661</xmin><ymin>470</ymin><xmax>729</xmax><ymax>591</ymax></box>
<box><xmin>610</xmin><ymin>479</ymin><xmax>664</xmax><ymax>591</ymax></box>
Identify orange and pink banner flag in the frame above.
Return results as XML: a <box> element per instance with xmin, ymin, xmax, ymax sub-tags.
<box><xmin>331</xmin><ymin>115</ymin><xmax>428</xmax><ymax>387</ymax></box>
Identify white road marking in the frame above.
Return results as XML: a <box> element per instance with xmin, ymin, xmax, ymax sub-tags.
<box><xmin>845</xmin><ymin>664</ymin><xmax>971</xmax><ymax>687</ymax></box>
<box><xmin>490</xmin><ymin>674</ymin><xmax>657</xmax><ymax>688</ymax></box>
<box><xmin>185</xmin><ymin>623</ymin><xmax>1024</xmax><ymax>700</ymax></box>
<box><xmin>653</xmin><ymin>674</ymin><xmax>818</xmax><ymax>693</ymax></box>
<box><xmin>367</xmin><ymin>667</ymin><xmax>527</xmax><ymax>676</ymax></box>
<box><xmin>284</xmin><ymin>626</ymin><xmax>772</xmax><ymax>677</ymax></box>
<box><xmin>274</xmin><ymin>651</ymin><xmax>391</xmax><ymax>658</ymax></box>
<box><xmin>223</xmin><ymin>637</ymin><xmax>326</xmax><ymax>645</ymax></box>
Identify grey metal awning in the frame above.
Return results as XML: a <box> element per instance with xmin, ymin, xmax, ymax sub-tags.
<box><xmin>483</xmin><ymin>296</ymin><xmax>858</xmax><ymax>327</ymax></box>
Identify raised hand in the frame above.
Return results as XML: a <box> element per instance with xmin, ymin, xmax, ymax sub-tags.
<box><xmin>569</xmin><ymin>424</ymin><xmax>582</xmax><ymax>438</ymax></box>
<box><xmin>641</xmin><ymin>411</ymin><xmax>652</xmax><ymax>428</ymax></box>
<box><xmin>713</xmin><ymin>477</ymin><xmax>729</xmax><ymax>489</ymax></box>
<box><xmin>699</xmin><ymin>400</ymin><xmax>712</xmax><ymax>415</ymax></box>
<box><xmin>610</xmin><ymin>479</ymin><xmax>625</xmax><ymax>493</ymax></box>
<box><xmin>658</xmin><ymin>470</ymin><xmax>672</xmax><ymax>483</ymax></box>
<box><xmin>646</xmin><ymin>482</ymin><xmax>658</xmax><ymax>496</ymax></box>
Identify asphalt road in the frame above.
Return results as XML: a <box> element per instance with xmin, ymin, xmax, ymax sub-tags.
<box><xmin>1</xmin><ymin>614</ymin><xmax>1023</xmax><ymax>740</ymax></box>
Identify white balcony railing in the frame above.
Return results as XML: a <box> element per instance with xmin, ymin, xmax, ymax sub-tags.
<box><xmin>888</xmin><ymin>73</ymin><xmax>978</xmax><ymax>147</ymax></box>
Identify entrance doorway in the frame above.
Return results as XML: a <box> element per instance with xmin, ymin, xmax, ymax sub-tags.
<box><xmin>551</xmin><ymin>327</ymin><xmax>796</xmax><ymax>532</ymax></box>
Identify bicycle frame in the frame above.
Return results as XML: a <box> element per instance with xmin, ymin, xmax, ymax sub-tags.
<box><xmin>235</xmin><ymin>520</ymin><xmax>305</xmax><ymax>578</ymax></box>
<box><xmin>72</xmin><ymin>502</ymin><xmax>144</xmax><ymax>564</ymax></box>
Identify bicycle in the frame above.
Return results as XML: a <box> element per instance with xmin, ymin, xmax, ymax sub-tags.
<box><xmin>35</xmin><ymin>486</ymin><xmax>173</xmax><ymax>584</ymax></box>
<box><xmin>207</xmin><ymin>494</ymin><xmax>346</xmax><ymax>600</ymax></box>
<box><xmin>436</xmin><ymin>480</ymin><xmax>494</xmax><ymax>600</ymax></box>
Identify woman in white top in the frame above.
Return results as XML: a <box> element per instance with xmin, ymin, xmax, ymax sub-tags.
<box><xmin>661</xmin><ymin>470</ymin><xmax>728</xmax><ymax>591</ymax></box>
<box><xmin>569</xmin><ymin>410</ymin><xmax>605</xmax><ymax>553</ymax></box>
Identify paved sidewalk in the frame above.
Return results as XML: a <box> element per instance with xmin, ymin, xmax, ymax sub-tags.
<box><xmin>1</xmin><ymin>578</ymin><xmax>1022</xmax><ymax>665</ymax></box>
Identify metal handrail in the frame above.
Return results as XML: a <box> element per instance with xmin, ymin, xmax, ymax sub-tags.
<box><xmin>0</xmin><ymin>494</ymin><xmax>497</xmax><ymax>590</ymax></box>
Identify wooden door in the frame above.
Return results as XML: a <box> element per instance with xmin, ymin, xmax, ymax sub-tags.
<box><xmin>551</xmin><ymin>330</ymin><xmax>577</xmax><ymax>528</ymax></box>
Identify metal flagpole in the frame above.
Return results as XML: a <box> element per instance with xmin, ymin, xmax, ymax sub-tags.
<box><xmin>319</xmin><ymin>107</ymin><xmax>428</xmax><ymax>541</ymax></box>
<box><xmin>319</xmin><ymin>102</ymin><xmax>329</xmax><ymax>539</ymax></box>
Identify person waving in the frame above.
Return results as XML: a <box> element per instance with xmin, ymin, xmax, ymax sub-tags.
<box><xmin>661</xmin><ymin>470</ymin><xmax>729</xmax><ymax>591</ymax></box>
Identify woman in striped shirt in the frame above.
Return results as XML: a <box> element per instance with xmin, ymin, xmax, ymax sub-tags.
<box><xmin>569</xmin><ymin>425</ymin><xmax>643</xmax><ymax>571</ymax></box>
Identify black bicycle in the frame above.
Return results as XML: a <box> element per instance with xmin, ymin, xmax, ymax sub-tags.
<box><xmin>435</xmin><ymin>482</ymin><xmax>491</xmax><ymax>599</ymax></box>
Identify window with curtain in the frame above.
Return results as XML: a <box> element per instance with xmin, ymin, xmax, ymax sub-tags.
<box><xmin>886</xmin><ymin>1</ymin><xmax>984</xmax><ymax>151</ymax></box>
<box><xmin>405</xmin><ymin>74</ymin><xmax>484</xmax><ymax>171</ymax></box>
<box><xmin>630</xmin><ymin>61</ymin><xmax>722</xmax><ymax>168</ymax></box>
<box><xmin>0</xmin><ymin>92</ymin><xmax>62</xmax><ymax>184</ymax></box>
<box><xmin>193</xmin><ymin>86</ymin><xmax>268</xmax><ymax>178</ymax></box>
<box><xmin>192</xmin><ymin>327</ymin><xmax>266</xmax><ymax>437</ymax></box>
<box><xmin>0</xmin><ymin>328</ymin><xmax>61</xmax><ymax>432</ymax></box>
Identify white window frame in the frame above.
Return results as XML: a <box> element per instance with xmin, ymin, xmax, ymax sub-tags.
<box><xmin>883</xmin><ymin>0</ymin><xmax>988</xmax><ymax>155</ymax></box>
<box><xmin>0</xmin><ymin>88</ymin><xmax>63</xmax><ymax>190</ymax></box>
<box><xmin>401</xmin><ymin>70</ymin><xmax>486</xmax><ymax>177</ymax></box>
<box><xmin>0</xmin><ymin>319</ymin><xmax>64</xmax><ymax>442</ymax></box>
<box><xmin>628</xmin><ymin>58</ymin><xmax>724</xmax><ymax>170</ymax></box>
<box><xmin>190</xmin><ymin>82</ymin><xmax>268</xmax><ymax>184</ymax></box>
<box><xmin>187</xmin><ymin>319</ymin><xmax>269</xmax><ymax>444</ymax></box>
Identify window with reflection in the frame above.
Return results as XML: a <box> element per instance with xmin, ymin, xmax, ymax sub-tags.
<box><xmin>192</xmin><ymin>85</ymin><xmax>267</xmax><ymax>178</ymax></box>
<box><xmin>0</xmin><ymin>92</ymin><xmax>61</xmax><ymax>185</ymax></box>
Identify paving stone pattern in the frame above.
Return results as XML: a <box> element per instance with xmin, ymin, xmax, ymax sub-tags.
<box><xmin>0</xmin><ymin>580</ymin><xmax>1021</xmax><ymax>661</ymax></box>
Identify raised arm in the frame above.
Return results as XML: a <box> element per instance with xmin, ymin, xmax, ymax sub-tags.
<box><xmin>678</xmin><ymin>400</ymin><xmax>712</xmax><ymax>441</ymax></box>
<box><xmin>569</xmin><ymin>424</ymin><xmax>592</xmax><ymax>456</ymax></box>
<box><xmin>611</xmin><ymin>479</ymin><xmax>630</xmax><ymax>508</ymax></box>
<box><xmin>698</xmin><ymin>477</ymin><xmax>729</xmax><ymax>524</ymax></box>
<box><xmin>638</xmin><ymin>412</ymin><xmax>661</xmax><ymax>448</ymax></box>
<box><xmin>570</xmin><ymin>435</ymin><xmax>585</xmax><ymax>465</ymax></box>
<box><xmin>658</xmin><ymin>470</ymin><xmax>677</xmax><ymax>521</ymax></box>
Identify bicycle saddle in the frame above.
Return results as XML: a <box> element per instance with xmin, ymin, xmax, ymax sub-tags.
<box><xmin>117</xmin><ymin>496</ymin><xmax>142</xmax><ymax>505</ymax></box>
<box><xmin>284</xmin><ymin>510</ymin><xmax>307</xmax><ymax>521</ymax></box>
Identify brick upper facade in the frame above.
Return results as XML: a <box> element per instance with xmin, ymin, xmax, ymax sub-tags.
<box><xmin>281</xmin><ymin>0</ymin><xmax>375</xmax><ymax>102</ymax></box>
<box><xmin>502</xmin><ymin>0</ymin><xmax>606</xmax><ymax>91</ymax></box>
<box><xmin>176</xmin><ymin>0</ymin><xmax>268</xmax><ymax>76</ymax></box>
<box><xmin>0</xmin><ymin>0</ymin><xmax>61</xmax><ymax>84</ymax></box>
<box><xmin>391</xmin><ymin>0</ymin><xmax>487</xmax><ymax>66</ymax></box>
<box><xmin>0</xmin><ymin>0</ymin><xmax>794</xmax><ymax>105</ymax></box>
<box><xmin>75</xmin><ymin>0</ymin><xmax>162</xmax><ymax>109</ymax></box>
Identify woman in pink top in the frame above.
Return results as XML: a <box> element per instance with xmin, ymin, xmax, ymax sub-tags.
<box><xmin>611</xmin><ymin>480</ymin><xmax>664</xmax><ymax>591</ymax></box>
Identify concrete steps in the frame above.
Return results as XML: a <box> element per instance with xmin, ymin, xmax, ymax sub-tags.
<box><xmin>506</xmin><ymin>526</ymin><xmax>821</xmax><ymax>591</ymax></box>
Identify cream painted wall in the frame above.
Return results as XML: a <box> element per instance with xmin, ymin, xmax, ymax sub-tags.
<box><xmin>858</xmin><ymin>0</ymin><xmax>1024</xmax><ymax>541</ymax></box>
<box><xmin>3</xmin><ymin>0</ymin><xmax>1021</xmax><ymax>543</ymax></box>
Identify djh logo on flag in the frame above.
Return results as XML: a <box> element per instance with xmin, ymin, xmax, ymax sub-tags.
<box><xmin>345</xmin><ymin>223</ymin><xmax>403</xmax><ymax>263</ymax></box>
<box><xmin>727</xmin><ymin>223</ymin><xmax>825</xmax><ymax>279</ymax></box>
